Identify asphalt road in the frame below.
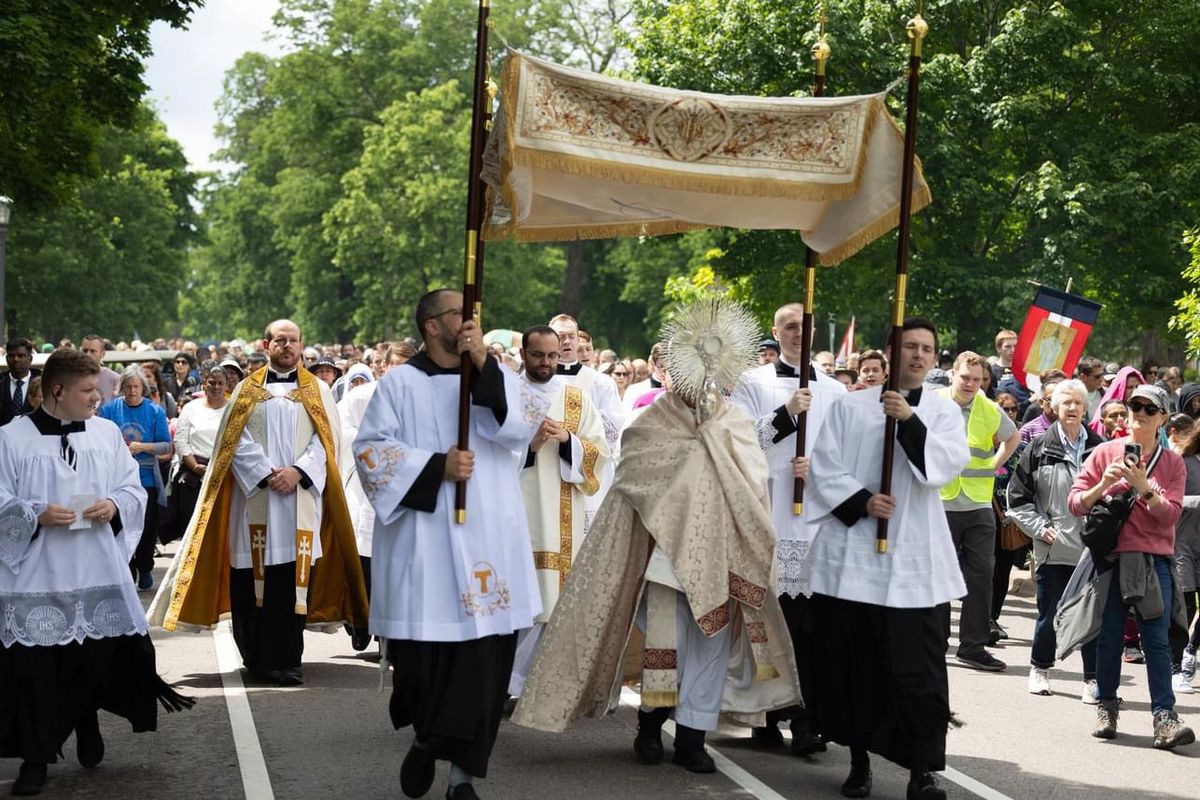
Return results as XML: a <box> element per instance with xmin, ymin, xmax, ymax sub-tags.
<box><xmin>3</xmin><ymin>554</ymin><xmax>1196</xmax><ymax>800</ymax></box>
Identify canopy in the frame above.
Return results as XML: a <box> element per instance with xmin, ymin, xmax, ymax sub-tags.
<box><xmin>482</xmin><ymin>51</ymin><xmax>931</xmax><ymax>265</ymax></box>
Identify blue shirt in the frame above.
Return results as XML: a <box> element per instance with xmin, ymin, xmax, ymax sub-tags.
<box><xmin>100</xmin><ymin>398</ymin><xmax>171</xmax><ymax>488</ymax></box>
<box><xmin>1057</xmin><ymin>423</ymin><xmax>1088</xmax><ymax>468</ymax></box>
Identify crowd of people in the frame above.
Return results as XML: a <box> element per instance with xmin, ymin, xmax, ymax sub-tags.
<box><xmin>0</xmin><ymin>309</ymin><xmax>1197</xmax><ymax>799</ymax></box>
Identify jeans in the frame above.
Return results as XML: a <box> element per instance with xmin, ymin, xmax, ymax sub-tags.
<box><xmin>1031</xmin><ymin>563</ymin><xmax>1096</xmax><ymax>678</ymax></box>
<box><xmin>1096</xmin><ymin>555</ymin><xmax>1176</xmax><ymax>713</ymax></box>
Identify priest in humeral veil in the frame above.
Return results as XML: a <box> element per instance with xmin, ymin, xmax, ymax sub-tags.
<box><xmin>513</xmin><ymin>297</ymin><xmax>801</xmax><ymax>773</ymax></box>
<box><xmin>149</xmin><ymin>319</ymin><xmax>368</xmax><ymax>686</ymax></box>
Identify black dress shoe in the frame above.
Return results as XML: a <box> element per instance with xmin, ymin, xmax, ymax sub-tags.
<box><xmin>76</xmin><ymin>710</ymin><xmax>105</xmax><ymax>768</ymax></box>
<box><xmin>790</xmin><ymin>731</ymin><xmax>827</xmax><ymax>756</ymax></box>
<box><xmin>633</xmin><ymin>708</ymin><xmax>669</xmax><ymax>765</ymax></box>
<box><xmin>400</xmin><ymin>742</ymin><xmax>436</xmax><ymax>798</ymax></box>
<box><xmin>277</xmin><ymin>668</ymin><xmax>304</xmax><ymax>687</ymax></box>
<box><xmin>350</xmin><ymin>626</ymin><xmax>371</xmax><ymax>652</ymax></box>
<box><xmin>841</xmin><ymin>764</ymin><xmax>872</xmax><ymax>798</ymax></box>
<box><xmin>750</xmin><ymin>725</ymin><xmax>784</xmax><ymax>747</ymax></box>
<box><xmin>906</xmin><ymin>772</ymin><xmax>946</xmax><ymax>800</ymax></box>
<box><xmin>446</xmin><ymin>785</ymin><xmax>481</xmax><ymax>800</ymax></box>
<box><xmin>11</xmin><ymin>761</ymin><xmax>47</xmax><ymax>796</ymax></box>
<box><xmin>671</xmin><ymin>724</ymin><xmax>716</xmax><ymax>774</ymax></box>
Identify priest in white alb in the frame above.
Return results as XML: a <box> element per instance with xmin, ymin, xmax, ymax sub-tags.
<box><xmin>508</xmin><ymin>325</ymin><xmax>609</xmax><ymax>697</ymax></box>
<box><xmin>353</xmin><ymin>289</ymin><xmax>548</xmax><ymax>800</ymax></box>
<box><xmin>730</xmin><ymin>302</ymin><xmax>844</xmax><ymax>754</ymax></box>
<box><xmin>801</xmin><ymin>318</ymin><xmax>968</xmax><ymax>800</ymax></box>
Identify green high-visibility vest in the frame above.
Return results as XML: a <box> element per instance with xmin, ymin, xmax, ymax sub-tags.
<box><xmin>937</xmin><ymin>388</ymin><xmax>1002</xmax><ymax>503</ymax></box>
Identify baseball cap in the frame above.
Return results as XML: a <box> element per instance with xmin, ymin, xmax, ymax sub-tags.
<box><xmin>219</xmin><ymin>357</ymin><xmax>245</xmax><ymax>377</ymax></box>
<box><xmin>759</xmin><ymin>338</ymin><xmax>780</xmax><ymax>353</ymax></box>
<box><xmin>1128</xmin><ymin>384</ymin><xmax>1169</xmax><ymax>412</ymax></box>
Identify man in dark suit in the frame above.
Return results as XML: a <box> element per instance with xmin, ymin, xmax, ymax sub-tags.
<box><xmin>1</xmin><ymin>338</ymin><xmax>39</xmax><ymax>425</ymax></box>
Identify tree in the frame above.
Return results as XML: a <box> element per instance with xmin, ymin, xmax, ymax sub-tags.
<box><xmin>0</xmin><ymin>0</ymin><xmax>203</xmax><ymax>209</ymax></box>
<box><xmin>627</xmin><ymin>0</ymin><xmax>1200</xmax><ymax>354</ymax></box>
<box><xmin>7</xmin><ymin>106</ymin><xmax>199</xmax><ymax>341</ymax></box>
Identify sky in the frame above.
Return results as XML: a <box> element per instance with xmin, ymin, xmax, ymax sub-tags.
<box><xmin>144</xmin><ymin>0</ymin><xmax>287</xmax><ymax>174</ymax></box>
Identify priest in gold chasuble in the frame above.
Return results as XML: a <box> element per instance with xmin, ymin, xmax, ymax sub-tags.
<box><xmin>148</xmin><ymin>320</ymin><xmax>368</xmax><ymax>687</ymax></box>
<box><xmin>508</xmin><ymin>326</ymin><xmax>609</xmax><ymax>697</ymax></box>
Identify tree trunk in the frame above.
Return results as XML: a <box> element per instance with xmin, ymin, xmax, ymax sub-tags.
<box><xmin>560</xmin><ymin>240</ymin><xmax>584</xmax><ymax>317</ymax></box>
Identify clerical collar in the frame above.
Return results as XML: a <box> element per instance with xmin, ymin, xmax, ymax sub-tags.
<box><xmin>265</xmin><ymin>367</ymin><xmax>298</xmax><ymax>384</ymax></box>
<box><xmin>408</xmin><ymin>351</ymin><xmax>460</xmax><ymax>376</ymax></box>
<box><xmin>557</xmin><ymin>362</ymin><xmax>583</xmax><ymax>376</ymax></box>
<box><xmin>775</xmin><ymin>358</ymin><xmax>816</xmax><ymax>380</ymax></box>
<box><xmin>649</xmin><ymin>376</ymin><xmax>662</xmax><ymax>389</ymax></box>
<box><xmin>31</xmin><ymin>405</ymin><xmax>85</xmax><ymax>436</ymax></box>
<box><xmin>899</xmin><ymin>387</ymin><xmax>924</xmax><ymax>405</ymax></box>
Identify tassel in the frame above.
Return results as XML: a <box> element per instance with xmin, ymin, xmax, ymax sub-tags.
<box><xmin>154</xmin><ymin>677</ymin><xmax>196</xmax><ymax>713</ymax></box>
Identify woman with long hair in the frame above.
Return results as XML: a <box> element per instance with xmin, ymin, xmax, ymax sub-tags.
<box><xmin>168</xmin><ymin>367</ymin><xmax>229</xmax><ymax>544</ymax></box>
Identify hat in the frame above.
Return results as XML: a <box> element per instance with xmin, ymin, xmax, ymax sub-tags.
<box><xmin>219</xmin><ymin>357</ymin><xmax>245</xmax><ymax>377</ymax></box>
<box><xmin>1128</xmin><ymin>384</ymin><xmax>1169</xmax><ymax>412</ymax></box>
<box><xmin>924</xmin><ymin>367</ymin><xmax>950</xmax><ymax>387</ymax></box>
<box><xmin>1103</xmin><ymin>361</ymin><xmax>1120</xmax><ymax>379</ymax></box>
<box><xmin>312</xmin><ymin>356</ymin><xmax>343</xmax><ymax>377</ymax></box>
<box><xmin>759</xmin><ymin>338</ymin><xmax>781</xmax><ymax>353</ymax></box>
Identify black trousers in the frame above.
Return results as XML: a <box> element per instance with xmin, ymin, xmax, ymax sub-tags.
<box><xmin>229</xmin><ymin>563</ymin><xmax>307</xmax><ymax>673</ymax></box>
<box><xmin>131</xmin><ymin>487</ymin><xmax>160</xmax><ymax>575</ymax></box>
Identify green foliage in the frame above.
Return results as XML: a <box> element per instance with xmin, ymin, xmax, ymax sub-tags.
<box><xmin>7</xmin><ymin>107</ymin><xmax>199</xmax><ymax>341</ymax></box>
<box><xmin>0</xmin><ymin>0</ymin><xmax>203</xmax><ymax>209</ymax></box>
<box><xmin>627</xmin><ymin>0</ymin><xmax>1200</xmax><ymax>354</ymax></box>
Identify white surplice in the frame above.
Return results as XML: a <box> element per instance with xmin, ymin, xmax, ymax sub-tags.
<box><xmin>226</xmin><ymin>374</ymin><xmax>331</xmax><ymax>568</ymax></box>
<box><xmin>354</xmin><ymin>356</ymin><xmax>549</xmax><ymax>642</ymax></box>
<box><xmin>0</xmin><ymin>412</ymin><xmax>148</xmax><ymax>647</ymax></box>
<box><xmin>801</xmin><ymin>386</ymin><xmax>969</xmax><ymax>608</ymax></box>
<box><xmin>338</xmin><ymin>381</ymin><xmax>378</xmax><ymax>559</ymax></box>
<box><xmin>730</xmin><ymin>360</ymin><xmax>846</xmax><ymax>597</ymax></box>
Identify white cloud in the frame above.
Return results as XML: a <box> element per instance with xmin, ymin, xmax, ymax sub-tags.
<box><xmin>144</xmin><ymin>0</ymin><xmax>287</xmax><ymax>174</ymax></box>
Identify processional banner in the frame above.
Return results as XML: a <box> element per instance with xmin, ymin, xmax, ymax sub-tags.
<box><xmin>482</xmin><ymin>51</ymin><xmax>931</xmax><ymax>265</ymax></box>
<box><xmin>1012</xmin><ymin>286</ymin><xmax>1102</xmax><ymax>390</ymax></box>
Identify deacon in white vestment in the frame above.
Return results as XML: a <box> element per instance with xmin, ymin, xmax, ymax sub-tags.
<box><xmin>354</xmin><ymin>290</ymin><xmax>548</xmax><ymax>798</ymax></box>
<box><xmin>549</xmin><ymin>315</ymin><xmax>623</xmax><ymax>526</ymax></box>
<box><xmin>508</xmin><ymin>326</ymin><xmax>609</xmax><ymax>696</ymax></box>
<box><xmin>729</xmin><ymin>302</ymin><xmax>845</xmax><ymax>752</ymax></box>
<box><xmin>0</xmin><ymin>351</ymin><xmax>191</xmax><ymax>795</ymax></box>
<box><xmin>800</xmin><ymin>319</ymin><xmax>968</xmax><ymax>799</ymax></box>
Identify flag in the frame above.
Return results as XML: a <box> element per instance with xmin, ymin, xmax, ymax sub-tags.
<box><xmin>837</xmin><ymin>316</ymin><xmax>856</xmax><ymax>365</ymax></box>
<box><xmin>482</xmin><ymin>52</ymin><xmax>931</xmax><ymax>266</ymax></box>
<box><xmin>1011</xmin><ymin>287</ymin><xmax>1102</xmax><ymax>390</ymax></box>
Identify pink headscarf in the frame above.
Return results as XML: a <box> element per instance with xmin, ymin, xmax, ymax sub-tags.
<box><xmin>1088</xmin><ymin>366</ymin><xmax>1144</xmax><ymax>437</ymax></box>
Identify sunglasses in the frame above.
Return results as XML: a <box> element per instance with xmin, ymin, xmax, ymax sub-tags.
<box><xmin>1127</xmin><ymin>400</ymin><xmax>1162</xmax><ymax>415</ymax></box>
<box><xmin>612</xmin><ymin>371</ymin><xmax>628</xmax><ymax>376</ymax></box>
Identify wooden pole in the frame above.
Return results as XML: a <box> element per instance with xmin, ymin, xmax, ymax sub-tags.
<box><xmin>876</xmin><ymin>6</ymin><xmax>927</xmax><ymax>553</ymax></box>
<box><xmin>793</xmin><ymin>11</ymin><xmax>831</xmax><ymax>516</ymax></box>
<box><xmin>455</xmin><ymin>0</ymin><xmax>494</xmax><ymax>524</ymax></box>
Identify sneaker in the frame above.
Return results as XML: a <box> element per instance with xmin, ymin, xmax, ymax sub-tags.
<box><xmin>1093</xmin><ymin>699</ymin><xmax>1119</xmax><ymax>739</ymax></box>
<box><xmin>1152</xmin><ymin>709</ymin><xmax>1196</xmax><ymax>750</ymax></box>
<box><xmin>1172</xmin><ymin>672</ymin><xmax>1194</xmax><ymax>695</ymax></box>
<box><xmin>1183</xmin><ymin>646</ymin><xmax>1197</xmax><ymax>681</ymax></box>
<box><xmin>1123</xmin><ymin>646</ymin><xmax>1145</xmax><ymax>664</ymax></box>
<box><xmin>956</xmin><ymin>651</ymin><xmax>1007</xmax><ymax>672</ymax></box>
<box><xmin>1081</xmin><ymin>679</ymin><xmax>1099</xmax><ymax>705</ymax></box>
<box><xmin>1028</xmin><ymin>667</ymin><xmax>1051</xmax><ymax>696</ymax></box>
<box><xmin>137</xmin><ymin>570</ymin><xmax>154</xmax><ymax>592</ymax></box>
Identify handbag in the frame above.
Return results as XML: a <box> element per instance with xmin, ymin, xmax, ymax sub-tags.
<box><xmin>175</xmin><ymin>455</ymin><xmax>209</xmax><ymax>490</ymax></box>
<box><xmin>1081</xmin><ymin>445</ymin><xmax>1162</xmax><ymax>562</ymax></box>
<box><xmin>993</xmin><ymin>499</ymin><xmax>1028</xmax><ymax>551</ymax></box>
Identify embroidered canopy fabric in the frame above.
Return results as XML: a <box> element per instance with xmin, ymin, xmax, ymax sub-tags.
<box><xmin>482</xmin><ymin>51</ymin><xmax>931</xmax><ymax>265</ymax></box>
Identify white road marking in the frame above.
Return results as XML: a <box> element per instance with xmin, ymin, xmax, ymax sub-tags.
<box><xmin>214</xmin><ymin>620</ymin><xmax>275</xmax><ymax>800</ymax></box>
<box><xmin>621</xmin><ymin>687</ymin><xmax>1014</xmax><ymax>800</ymax></box>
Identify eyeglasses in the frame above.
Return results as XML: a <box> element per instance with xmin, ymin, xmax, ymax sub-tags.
<box><xmin>1128</xmin><ymin>400</ymin><xmax>1162</xmax><ymax>415</ymax></box>
<box><xmin>612</xmin><ymin>371</ymin><xmax>628</xmax><ymax>376</ymax></box>
<box><xmin>427</xmin><ymin>307</ymin><xmax>463</xmax><ymax>322</ymax></box>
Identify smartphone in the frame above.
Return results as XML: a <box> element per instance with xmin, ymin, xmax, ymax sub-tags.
<box><xmin>1124</xmin><ymin>442</ymin><xmax>1142</xmax><ymax>467</ymax></box>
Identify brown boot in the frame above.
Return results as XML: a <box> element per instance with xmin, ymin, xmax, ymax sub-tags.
<box><xmin>1093</xmin><ymin>698</ymin><xmax>1119</xmax><ymax>739</ymax></box>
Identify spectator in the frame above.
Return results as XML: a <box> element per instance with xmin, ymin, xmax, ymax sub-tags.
<box><xmin>1075</xmin><ymin>356</ymin><xmax>1105</xmax><ymax>417</ymax></box>
<box><xmin>168</xmin><ymin>367</ymin><xmax>229</xmax><ymax>545</ymax></box>
<box><xmin>1177</xmin><ymin>383</ymin><xmax>1200</xmax><ymax>419</ymax></box>
<box><xmin>1174</xmin><ymin>422</ymin><xmax>1200</xmax><ymax>692</ymax></box>
<box><xmin>759</xmin><ymin>338</ymin><xmax>780</xmax><ymax>365</ymax></box>
<box><xmin>1166</xmin><ymin>414</ymin><xmax>1195</xmax><ymax>454</ymax></box>
<box><xmin>607</xmin><ymin>361</ymin><xmax>632</xmax><ymax>400</ymax></box>
<box><xmin>1068</xmin><ymin>384</ymin><xmax>1193</xmax><ymax>749</ymax></box>
<box><xmin>1007</xmin><ymin>379</ymin><xmax>1103</xmax><ymax>700</ymax></box>
<box><xmin>24</xmin><ymin>377</ymin><xmax>42</xmax><ymax>413</ymax></box>
<box><xmin>814</xmin><ymin>350</ymin><xmax>836</xmax><ymax>375</ymax></box>
<box><xmin>100</xmin><ymin>368</ymin><xmax>172</xmax><ymax>592</ymax></box>
<box><xmin>140</xmin><ymin>361</ymin><xmax>178</xmax><ymax>420</ymax></box>
<box><xmin>81</xmin><ymin>334</ymin><xmax>120</xmax><ymax>400</ymax></box>
<box><xmin>163</xmin><ymin>352</ymin><xmax>199</xmax><ymax>407</ymax></box>
<box><xmin>1089</xmin><ymin>366</ymin><xmax>1144</xmax><ymax>438</ymax></box>
<box><xmin>0</xmin><ymin>337</ymin><xmax>38</xmax><ymax>426</ymax></box>
<box><xmin>1019</xmin><ymin>371</ymin><xmax>1068</xmax><ymax>442</ymax></box>
<box><xmin>1099</xmin><ymin>399</ymin><xmax>1130</xmax><ymax>440</ymax></box>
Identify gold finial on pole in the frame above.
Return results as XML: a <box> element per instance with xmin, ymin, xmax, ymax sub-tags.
<box><xmin>811</xmin><ymin>2</ymin><xmax>831</xmax><ymax>76</ymax></box>
<box><xmin>906</xmin><ymin>10</ymin><xmax>929</xmax><ymax>57</ymax></box>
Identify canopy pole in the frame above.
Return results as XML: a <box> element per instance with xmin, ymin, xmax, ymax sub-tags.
<box><xmin>794</xmin><ymin>6</ymin><xmax>831</xmax><ymax>516</ymax></box>
<box><xmin>876</xmin><ymin>5</ymin><xmax>927</xmax><ymax>553</ymax></box>
<box><xmin>455</xmin><ymin>0</ymin><xmax>495</xmax><ymax>524</ymax></box>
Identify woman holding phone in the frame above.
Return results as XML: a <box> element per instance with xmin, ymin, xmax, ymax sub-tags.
<box><xmin>1068</xmin><ymin>384</ymin><xmax>1193</xmax><ymax>749</ymax></box>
